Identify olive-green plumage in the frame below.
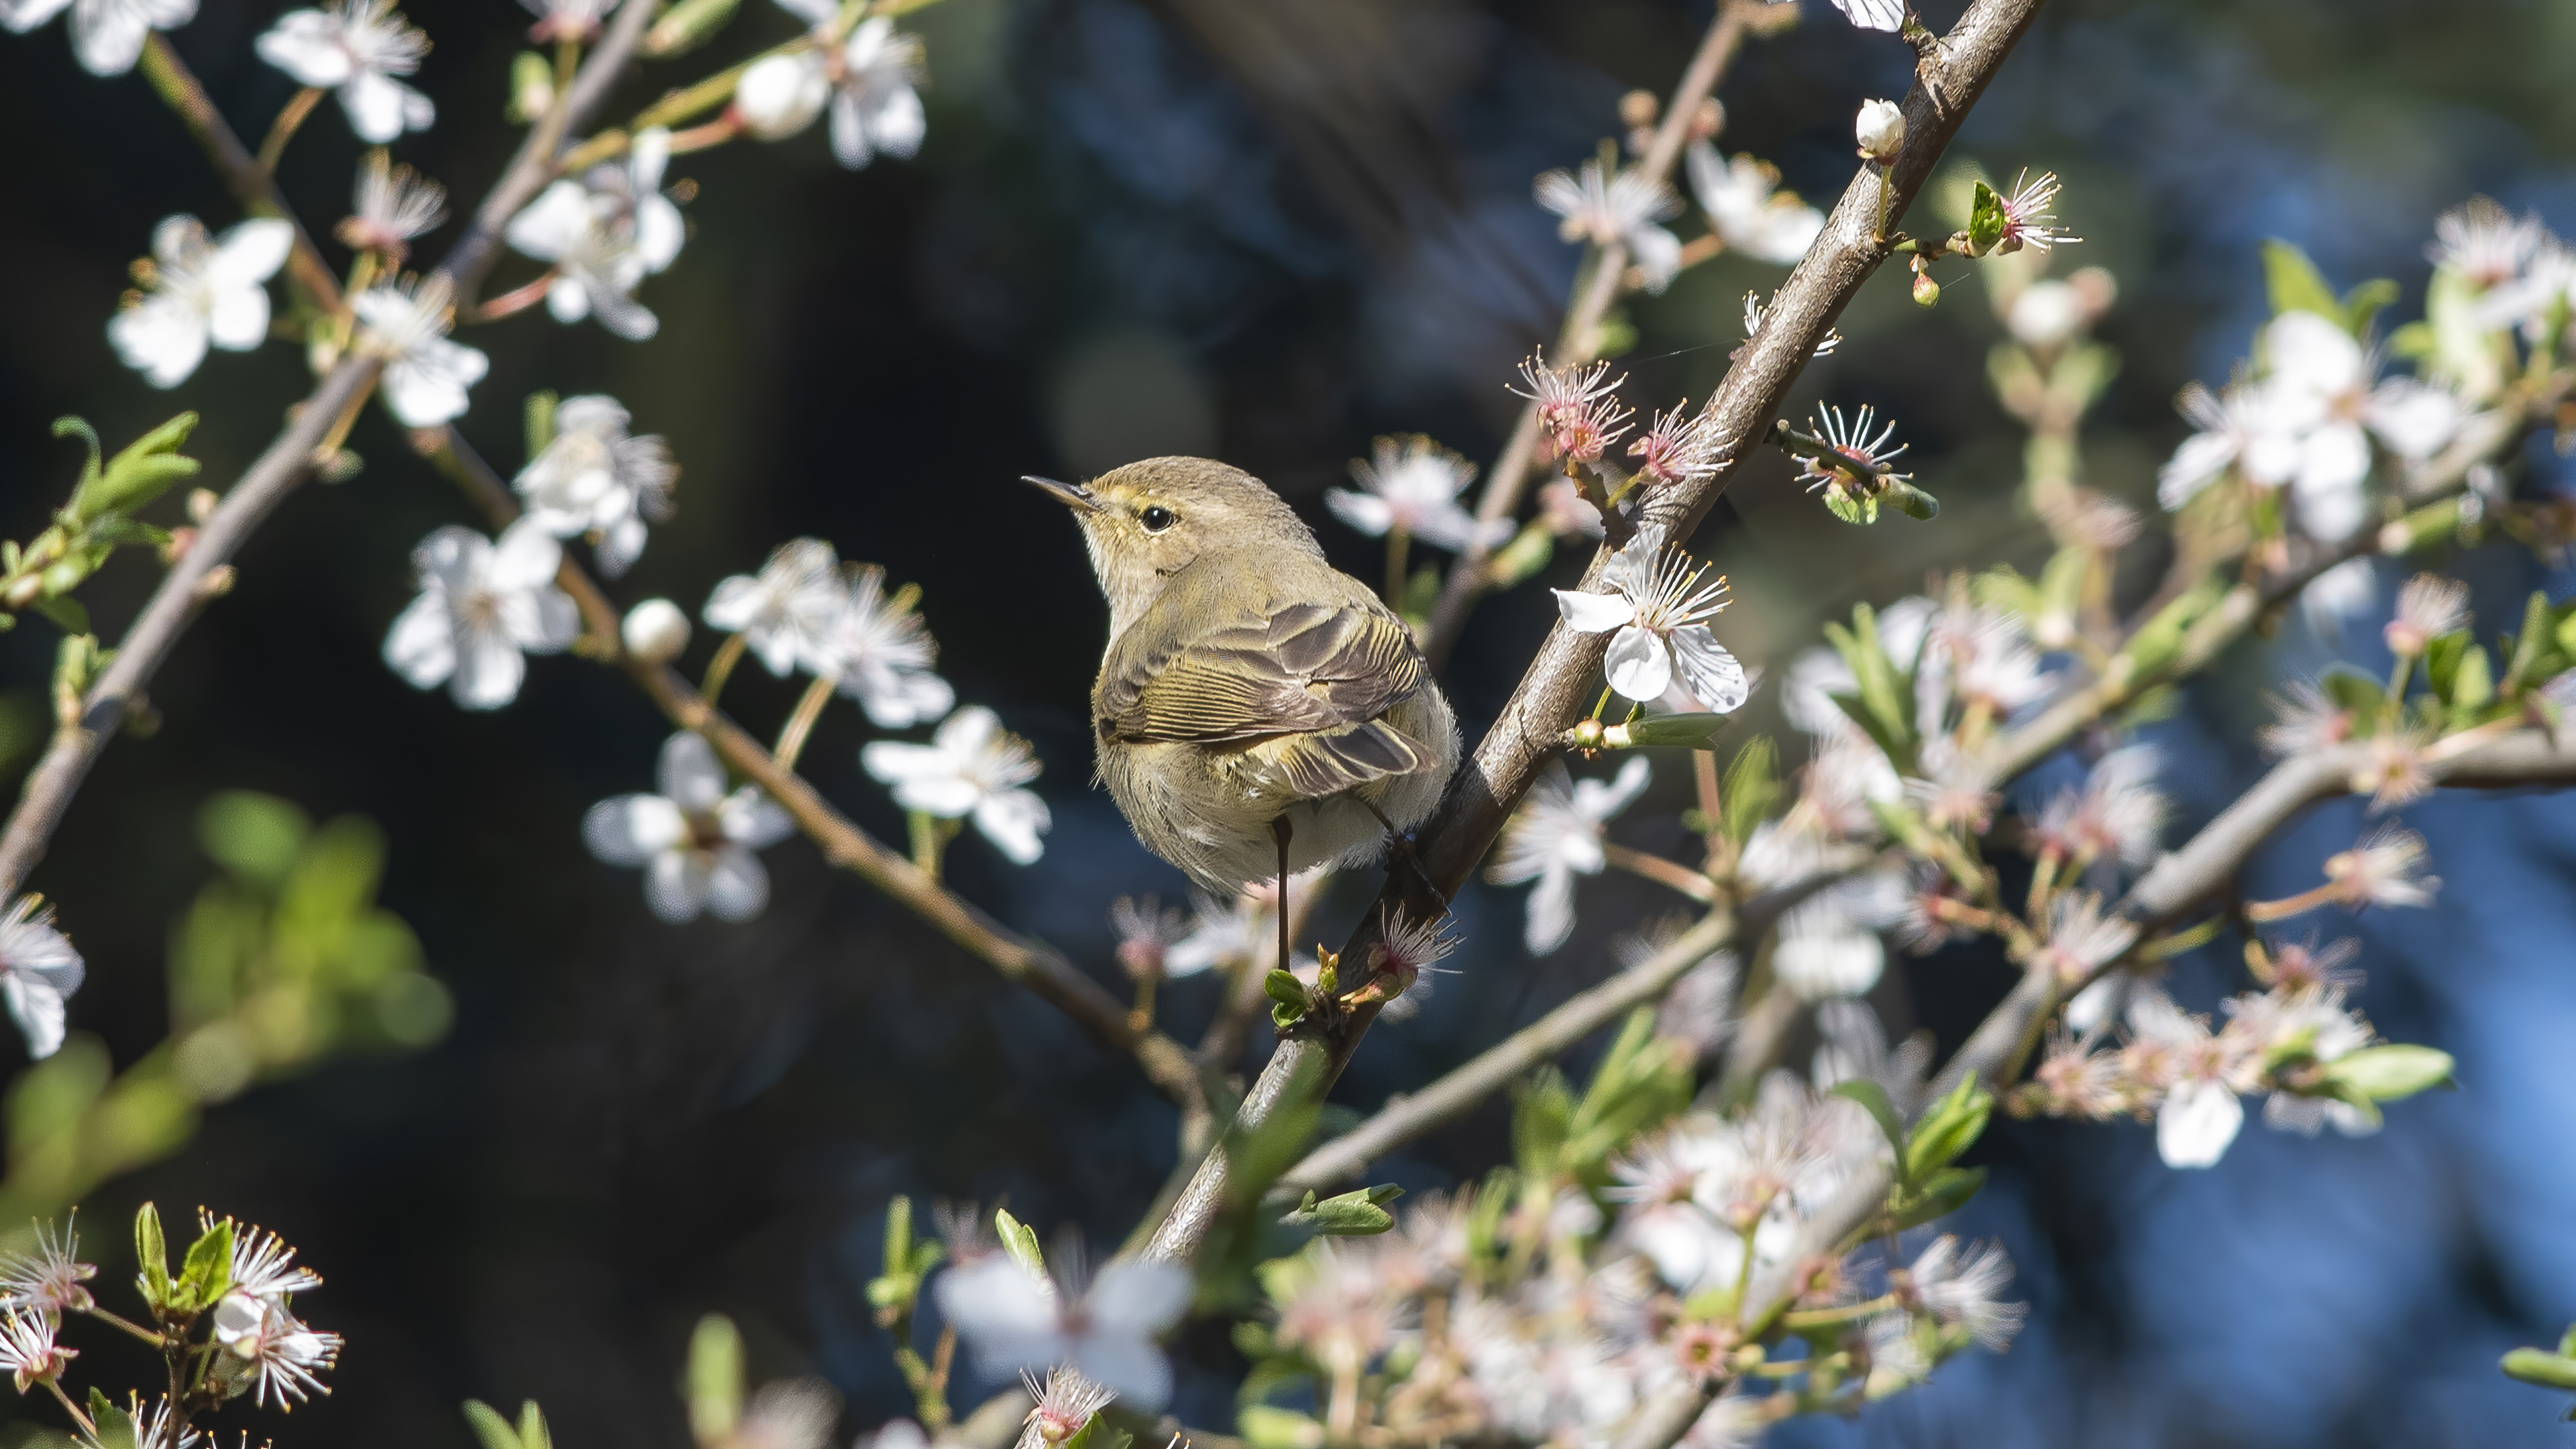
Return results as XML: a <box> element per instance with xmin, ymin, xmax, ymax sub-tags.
<box><xmin>1028</xmin><ymin>457</ymin><xmax>1458</xmax><ymax>896</ymax></box>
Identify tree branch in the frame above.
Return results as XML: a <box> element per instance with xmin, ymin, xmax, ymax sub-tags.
<box><xmin>0</xmin><ymin>0</ymin><xmax>659</xmax><ymax>906</ymax></box>
<box><xmin>428</xmin><ymin>433</ymin><xmax>1207</xmax><ymax>1108</ymax></box>
<box><xmin>1136</xmin><ymin>0</ymin><xmax>2052</xmax><ymax>1266</ymax></box>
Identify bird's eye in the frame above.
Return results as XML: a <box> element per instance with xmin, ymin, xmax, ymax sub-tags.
<box><xmin>1140</xmin><ymin>505</ymin><xmax>1176</xmax><ymax>533</ymax></box>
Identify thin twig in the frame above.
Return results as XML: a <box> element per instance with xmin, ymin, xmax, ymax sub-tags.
<box><xmin>427</xmin><ymin>432</ymin><xmax>1208</xmax><ymax>1108</ymax></box>
<box><xmin>1419</xmin><ymin>1</ymin><xmax>1772</xmax><ymax>666</ymax></box>
<box><xmin>1138</xmin><ymin>0</ymin><xmax>2052</xmax><ymax>1269</ymax></box>
<box><xmin>0</xmin><ymin>0</ymin><xmax>660</xmax><ymax>906</ymax></box>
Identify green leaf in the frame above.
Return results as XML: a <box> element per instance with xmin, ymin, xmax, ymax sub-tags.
<box><xmin>1486</xmin><ymin>522</ymin><xmax>1555</xmax><ymax>590</ymax></box>
<box><xmin>2260</xmin><ymin>239</ymin><xmax>2342</xmax><ymax>323</ymax></box>
<box><xmin>1829</xmin><ymin>1079</ymin><xmax>1909</xmax><ymax>1182</ymax></box>
<box><xmin>1823</xmin><ymin>603</ymin><xmax>1915</xmax><ymax>771</ymax></box>
<box><xmin>518</xmin><ymin>1401</ymin><xmax>553</xmax><ymax>1449</ymax></box>
<box><xmin>1886</xmin><ymin>479</ymin><xmax>1941</xmax><ymax>521</ymax></box>
<box><xmin>31</xmin><ymin>595</ymin><xmax>90</xmax><ymax>635</ymax></box>
<box><xmin>993</xmin><ymin>1209</ymin><xmax>1046</xmax><ymax>1278</ymax></box>
<box><xmin>2341</xmin><ymin>277</ymin><xmax>2401</xmax><ymax>337</ymax></box>
<box><xmin>1237</xmin><ymin>1406</ymin><xmax>1327</xmax><ymax>1449</ymax></box>
<box><xmin>1822</xmin><ymin>481</ymin><xmax>1875</xmax><ymax>525</ymax></box>
<box><xmin>1279</xmin><ymin>1185</ymin><xmax>1403</xmax><ymax>1237</ymax></box>
<box><xmin>2321</xmin><ymin>1044</ymin><xmax>2456</xmax><ymax>1101</ymax></box>
<box><xmin>2558</xmin><ymin>1322</ymin><xmax>2576</xmax><ymax>1360</ymax></box>
<box><xmin>1720</xmin><ymin>737</ymin><xmax>1780</xmax><ymax>847</ymax></box>
<box><xmin>1063</xmin><ymin>1413</ymin><xmax>1132</xmax><ymax>1449</ymax></box>
<box><xmin>643</xmin><ymin>0</ymin><xmax>741</xmax><ymax>56</ymax></box>
<box><xmin>199</xmin><ymin>790</ymin><xmax>313</xmax><ymax>886</ymax></box>
<box><xmin>175</xmin><ymin>1216</ymin><xmax>233</xmax><ymax>1311</ymax></box>
<box><xmin>882</xmin><ymin>1195</ymin><xmax>914</xmax><ymax>1281</ymax></box>
<box><xmin>2503</xmin><ymin>591</ymin><xmax>2557</xmax><ymax>696</ymax></box>
<box><xmin>2447</xmin><ymin>643</ymin><xmax>2495</xmax><ymax>721</ymax></box>
<box><xmin>88</xmin><ymin>1390</ymin><xmax>138</xmax><ymax>1449</ymax></box>
<box><xmin>2502</xmin><ymin>1348</ymin><xmax>2576</xmax><ymax>1392</ymax></box>
<box><xmin>135</xmin><ymin>1202</ymin><xmax>170</xmax><ymax>1311</ymax></box>
<box><xmin>1608</xmin><ymin>712</ymin><xmax>1733</xmax><ymax>749</ymax></box>
<box><xmin>52</xmin><ymin>416</ymin><xmax>103</xmax><ymax>492</ymax></box>
<box><xmin>1904</xmin><ymin>1076</ymin><xmax>1992</xmax><ymax>1183</ymax></box>
<box><xmin>76</xmin><ymin>413</ymin><xmax>200</xmax><ymax>523</ymax></box>
<box><xmin>463</xmin><ymin>1401</ymin><xmax>523</xmax><ymax>1449</ymax></box>
<box><xmin>687</xmin><ymin>1314</ymin><xmax>743</xmax><ymax>1443</ymax></box>
<box><xmin>1882</xmin><ymin>1166</ymin><xmax>1986</xmax><ymax>1234</ymax></box>
<box><xmin>1966</xmin><ymin>181</ymin><xmax>2006</xmax><ymax>254</ymax></box>
<box><xmin>2317</xmin><ymin>665</ymin><xmax>2386</xmax><ymax>724</ymax></box>
<box><xmin>524</xmin><ymin>390</ymin><xmax>559</xmax><ymax>461</ymax></box>
<box><xmin>1511</xmin><ymin>1069</ymin><xmax>1574</xmax><ymax>1183</ymax></box>
<box><xmin>2119</xmin><ymin>574</ymin><xmax>2228</xmax><ymax>682</ymax></box>
<box><xmin>1397</xmin><ymin>564</ymin><xmax>1440</xmax><ymax>627</ymax></box>
<box><xmin>2424</xmin><ymin>264</ymin><xmax>2510</xmax><ymax>402</ymax></box>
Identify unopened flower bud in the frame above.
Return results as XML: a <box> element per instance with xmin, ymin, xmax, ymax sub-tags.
<box><xmin>1912</xmin><ymin>270</ymin><xmax>1941</xmax><ymax>307</ymax></box>
<box><xmin>1690</xmin><ymin>96</ymin><xmax>1723</xmax><ymax>140</ymax></box>
<box><xmin>733</xmin><ymin>51</ymin><xmax>829</xmax><ymax>140</ymax></box>
<box><xmin>1855</xmin><ymin>99</ymin><xmax>1905</xmax><ymax>160</ymax></box>
<box><xmin>1618</xmin><ymin>89</ymin><xmax>1658</xmax><ymax>131</ymax></box>
<box><xmin>507</xmin><ymin>51</ymin><xmax>555</xmax><ymax>124</ymax></box>
<box><xmin>187</xmin><ymin>487</ymin><xmax>219</xmax><ymax>524</ymax></box>
<box><xmin>622</xmin><ymin>598</ymin><xmax>692</xmax><ymax>663</ymax></box>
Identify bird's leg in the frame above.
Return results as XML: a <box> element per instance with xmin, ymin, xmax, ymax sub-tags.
<box><xmin>1271</xmin><ymin>815</ymin><xmax>1293</xmax><ymax>989</ymax></box>
<box><xmin>1361</xmin><ymin>798</ymin><xmax>1445</xmax><ymax>912</ymax></box>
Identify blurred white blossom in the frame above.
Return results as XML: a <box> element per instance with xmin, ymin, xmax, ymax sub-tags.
<box><xmin>862</xmin><ymin>706</ymin><xmax>1050</xmax><ymax>864</ymax></box>
<box><xmin>0</xmin><ymin>897</ymin><xmax>83</xmax><ymax>1061</ymax></box>
<box><xmin>504</xmin><ymin>128</ymin><xmax>686</xmax><ymax>339</ymax></box>
<box><xmin>351</xmin><ymin>274</ymin><xmax>489</xmax><ymax>426</ymax></box>
<box><xmin>737</xmin><ymin>5</ymin><xmax>926</xmax><ymax>170</ymax></box>
<box><xmin>256</xmin><ymin>0</ymin><xmax>435</xmax><ymax>144</ymax></box>
<box><xmin>817</xmin><ymin>566</ymin><xmax>954</xmax><ymax>727</ymax></box>
<box><xmin>107</xmin><ymin>216</ymin><xmax>292</xmax><ymax>388</ymax></box>
<box><xmin>1686</xmin><ymin>143</ymin><xmax>1823</xmax><ymax>266</ymax></box>
<box><xmin>337</xmin><ymin>149</ymin><xmax>446</xmax><ymax>262</ymax></box>
<box><xmin>584</xmin><ymin>732</ymin><xmax>796</xmax><ymax>923</ymax></box>
<box><xmin>1536</xmin><ymin>158</ymin><xmax>1682</xmax><ymax>292</ymax></box>
<box><xmin>1827</xmin><ymin>0</ymin><xmax>1904</xmax><ymax>32</ymax></box>
<box><xmin>704</xmin><ymin>539</ymin><xmax>845</xmax><ymax>677</ymax></box>
<box><xmin>382</xmin><ymin>519</ymin><xmax>578</xmax><ymax>709</ymax></box>
<box><xmin>1325</xmin><ymin>435</ymin><xmax>1504</xmax><ymax>551</ymax></box>
<box><xmin>0</xmin><ymin>0</ymin><xmax>194</xmax><ymax>76</ymax></box>
<box><xmin>1488</xmin><ymin>757</ymin><xmax>1651</xmax><ymax>954</ymax></box>
<box><xmin>515</xmin><ymin>394</ymin><xmax>676</xmax><ymax>578</ymax></box>
<box><xmin>936</xmin><ymin>1255</ymin><xmax>1191</xmax><ymax>1409</ymax></box>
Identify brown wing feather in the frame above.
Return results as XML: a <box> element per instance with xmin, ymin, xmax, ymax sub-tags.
<box><xmin>1102</xmin><ymin>601</ymin><xmax>1425</xmax><ymax>749</ymax></box>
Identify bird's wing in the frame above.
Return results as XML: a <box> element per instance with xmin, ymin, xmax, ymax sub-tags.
<box><xmin>1099</xmin><ymin>600</ymin><xmax>1430</xmax><ymax>794</ymax></box>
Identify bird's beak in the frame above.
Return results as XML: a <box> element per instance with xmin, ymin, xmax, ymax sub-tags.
<box><xmin>1023</xmin><ymin>475</ymin><xmax>1100</xmax><ymax>513</ymax></box>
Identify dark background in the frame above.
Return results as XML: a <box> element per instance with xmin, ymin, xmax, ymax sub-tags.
<box><xmin>1</xmin><ymin>0</ymin><xmax>2573</xmax><ymax>1445</ymax></box>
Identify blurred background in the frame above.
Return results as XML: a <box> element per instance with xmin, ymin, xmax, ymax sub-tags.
<box><xmin>1</xmin><ymin>0</ymin><xmax>2573</xmax><ymax>1444</ymax></box>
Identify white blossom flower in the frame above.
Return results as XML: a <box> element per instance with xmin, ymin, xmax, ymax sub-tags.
<box><xmin>584</xmin><ymin>732</ymin><xmax>795</xmax><ymax>923</ymax></box>
<box><xmin>1487</xmin><ymin>757</ymin><xmax>1651</xmax><ymax>955</ymax></box>
<box><xmin>0</xmin><ymin>897</ymin><xmax>85</xmax><ymax>1061</ymax></box>
<box><xmin>1512</xmin><ymin>352</ymin><xmax>1633</xmax><ymax>463</ymax></box>
<box><xmin>1901</xmin><ymin>1236</ymin><xmax>2026</xmax><ymax>1350</ymax></box>
<box><xmin>2384</xmin><ymin>572</ymin><xmax>2470</xmax><ymax>657</ymax></box>
<box><xmin>1741</xmin><ymin>290</ymin><xmax>1841</xmax><ymax>357</ymax></box>
<box><xmin>1854</xmin><ymin>99</ymin><xmax>1904</xmax><ymax>160</ymax></box>
<box><xmin>255</xmin><ymin>0</ymin><xmax>434</xmax><ymax>144</ymax></box>
<box><xmin>382</xmin><ymin>519</ymin><xmax>578</xmax><ymax>710</ymax></box>
<box><xmin>0</xmin><ymin>1218</ymin><xmax>93</xmax><ymax>1316</ymax></box>
<box><xmin>2125</xmin><ymin>989</ymin><xmax>2255</xmax><ymax>1169</ymax></box>
<box><xmin>2028</xmin><ymin>745</ymin><xmax>2167</xmax><ymax>873</ymax></box>
<box><xmin>2006</xmin><ymin>278</ymin><xmax>2084</xmax><ymax>348</ymax></box>
<box><xmin>0</xmin><ymin>1308</ymin><xmax>70</xmax><ymax>1391</ymax></box>
<box><xmin>0</xmin><ymin>0</ymin><xmax>195</xmax><ymax>76</ymax></box>
<box><xmin>704</xmin><ymin>540</ymin><xmax>843</xmax><ymax>677</ymax></box>
<box><xmin>223</xmin><ymin>1220</ymin><xmax>322</xmax><ymax>1304</ymax></box>
<box><xmin>1800</xmin><ymin>403</ymin><xmax>1913</xmax><ymax>495</ymax></box>
<box><xmin>2038</xmin><ymin>892</ymin><xmax>2141</xmax><ymax>1034</ymax></box>
<box><xmin>2323</xmin><ymin>824</ymin><xmax>2440</xmax><ymax>910</ymax></box>
<box><xmin>210</xmin><ymin>1291</ymin><xmax>341</xmax><ymax>1407</ymax></box>
<box><xmin>1016</xmin><ymin>1367</ymin><xmax>1116</xmax><ymax>1449</ymax></box>
<box><xmin>1324</xmin><ymin>435</ymin><xmax>1505</xmax><ymax>551</ymax></box>
<box><xmin>737</xmin><ymin>6</ymin><xmax>926</xmax><ymax>170</ymax></box>
<box><xmin>2426</xmin><ymin>197</ymin><xmax>2546</xmax><ymax>288</ymax></box>
<box><xmin>1685</xmin><ymin>142</ymin><xmax>1822</xmax><ymax>266</ymax></box>
<box><xmin>1552</xmin><ymin>524</ymin><xmax>1746</xmax><ymax>710</ymax></box>
<box><xmin>2252</xmin><ymin>311</ymin><xmax>2465</xmax><ymax>541</ymax></box>
<box><xmin>350</xmin><ymin>274</ymin><xmax>489</xmax><ymax>426</ymax></box>
<box><xmin>1358</xmin><ymin>908</ymin><xmax>1458</xmax><ymax>1023</ymax></box>
<box><xmin>1163</xmin><ymin>892</ymin><xmax>1259</xmax><ymax>977</ymax></box>
<box><xmin>2157</xmin><ymin>380</ymin><xmax>2279</xmax><ymax>511</ymax></box>
<box><xmin>503</xmin><ymin>128</ymin><xmax>686</xmax><ymax>340</ymax></box>
<box><xmin>1990</xmin><ymin>171</ymin><xmax>2078</xmax><ymax>254</ymax></box>
<box><xmin>107</xmin><ymin>216</ymin><xmax>292</xmax><ymax>388</ymax></box>
<box><xmin>1827</xmin><ymin>0</ymin><xmax>1905</xmax><ymax>32</ymax></box>
<box><xmin>513</xmin><ymin>395</ymin><xmax>676</xmax><ymax>578</ymax></box>
<box><xmin>934</xmin><ymin>1255</ymin><xmax>1191</xmax><ymax>1409</ymax></box>
<box><xmin>1110</xmin><ymin>895</ymin><xmax>1187</xmax><ymax>980</ymax></box>
<box><xmin>622</xmin><ymin>598</ymin><xmax>692</xmax><ymax>663</ymax></box>
<box><xmin>1770</xmin><ymin>901</ymin><xmax>1884</xmax><ymax>1002</ymax></box>
<box><xmin>1811</xmin><ymin>998</ymin><xmax>1931</xmax><ymax>1115</ymax></box>
<box><xmin>861</xmin><ymin>707</ymin><xmax>1050</xmax><ymax>864</ymax></box>
<box><xmin>1627</xmin><ymin>405</ymin><xmax>1729</xmax><ymax>492</ymax></box>
<box><xmin>1537</xmin><ymin>158</ymin><xmax>1683</xmax><ymax>292</ymax></box>
<box><xmin>337</xmin><ymin>149</ymin><xmax>446</xmax><ymax>262</ymax></box>
<box><xmin>818</xmin><ymin>566</ymin><xmax>954</xmax><ymax>727</ymax></box>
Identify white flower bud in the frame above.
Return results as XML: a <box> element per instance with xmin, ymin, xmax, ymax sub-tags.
<box><xmin>733</xmin><ymin>52</ymin><xmax>829</xmax><ymax>140</ymax></box>
<box><xmin>622</xmin><ymin>598</ymin><xmax>692</xmax><ymax>662</ymax></box>
<box><xmin>1854</xmin><ymin>99</ymin><xmax>1905</xmax><ymax>160</ymax></box>
<box><xmin>2006</xmin><ymin>278</ymin><xmax>2082</xmax><ymax>347</ymax></box>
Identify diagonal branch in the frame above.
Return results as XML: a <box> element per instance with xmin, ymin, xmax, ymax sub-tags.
<box><xmin>428</xmin><ymin>433</ymin><xmax>1207</xmax><ymax>1108</ymax></box>
<box><xmin>0</xmin><ymin>0</ymin><xmax>659</xmax><ymax>906</ymax></box>
<box><xmin>1138</xmin><ymin>0</ymin><xmax>2053</xmax><ymax>1265</ymax></box>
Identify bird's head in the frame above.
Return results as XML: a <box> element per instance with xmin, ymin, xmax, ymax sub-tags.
<box><xmin>1026</xmin><ymin>456</ymin><xmax>1321</xmax><ymax>635</ymax></box>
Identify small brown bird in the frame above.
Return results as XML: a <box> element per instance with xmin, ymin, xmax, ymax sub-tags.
<box><xmin>1028</xmin><ymin>458</ymin><xmax>1458</xmax><ymax>954</ymax></box>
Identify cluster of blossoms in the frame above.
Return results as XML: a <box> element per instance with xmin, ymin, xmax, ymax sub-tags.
<box><xmin>1222</xmin><ymin>1036</ymin><xmax>2026</xmax><ymax>1449</ymax></box>
<box><xmin>0</xmin><ymin>1209</ymin><xmax>339</xmax><ymax>1449</ymax></box>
